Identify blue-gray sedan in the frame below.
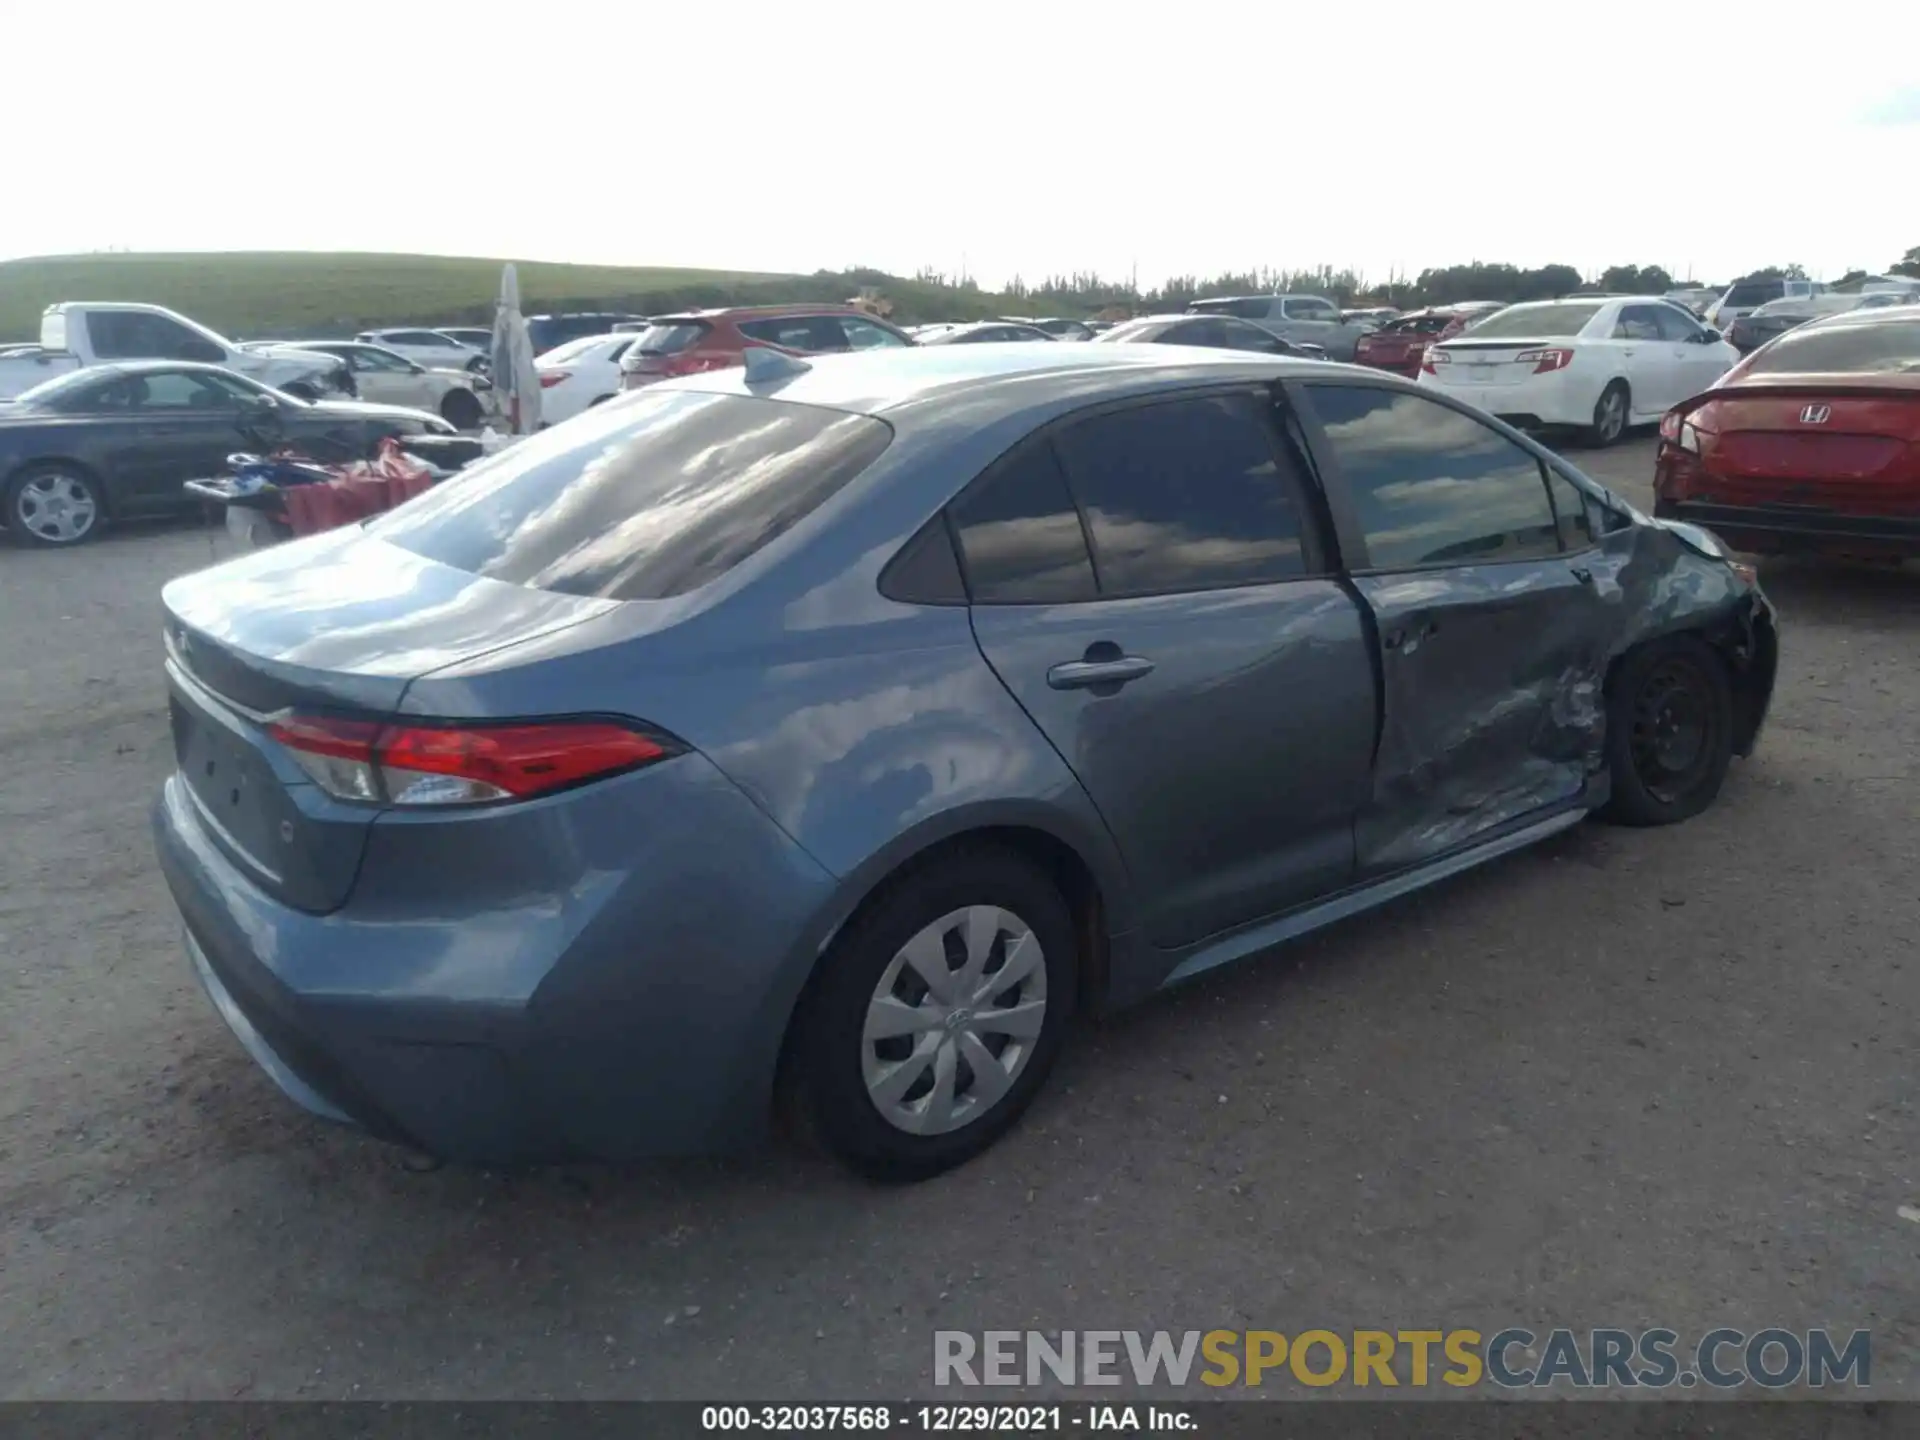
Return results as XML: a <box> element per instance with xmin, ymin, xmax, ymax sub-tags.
<box><xmin>154</xmin><ymin>343</ymin><xmax>1778</xmax><ymax>1179</ymax></box>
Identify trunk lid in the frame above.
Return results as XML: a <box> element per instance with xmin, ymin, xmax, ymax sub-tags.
<box><xmin>1431</xmin><ymin>340</ymin><xmax>1552</xmax><ymax>389</ymax></box>
<box><xmin>1693</xmin><ymin>384</ymin><xmax>1920</xmax><ymax>511</ymax></box>
<box><xmin>162</xmin><ymin>528</ymin><xmax>617</xmax><ymax>912</ymax></box>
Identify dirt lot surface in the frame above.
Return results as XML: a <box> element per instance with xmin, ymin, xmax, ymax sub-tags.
<box><xmin>2</xmin><ymin>436</ymin><xmax>1916</xmax><ymax>1400</ymax></box>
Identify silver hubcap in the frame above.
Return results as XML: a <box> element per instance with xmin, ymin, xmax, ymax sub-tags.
<box><xmin>862</xmin><ymin>906</ymin><xmax>1048</xmax><ymax>1136</ymax></box>
<box><xmin>1599</xmin><ymin>391</ymin><xmax>1625</xmax><ymax>439</ymax></box>
<box><xmin>17</xmin><ymin>473</ymin><xmax>97</xmax><ymax>542</ymax></box>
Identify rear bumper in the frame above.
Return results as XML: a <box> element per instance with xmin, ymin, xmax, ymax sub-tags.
<box><xmin>1653</xmin><ymin>499</ymin><xmax>1920</xmax><ymax>555</ymax></box>
<box><xmin>152</xmin><ymin>752</ymin><xmax>841</xmax><ymax>1166</ymax></box>
<box><xmin>1420</xmin><ymin>370</ymin><xmax>1597</xmax><ymax>429</ymax></box>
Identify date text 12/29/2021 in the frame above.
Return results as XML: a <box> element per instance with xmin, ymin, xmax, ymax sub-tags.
<box><xmin>701</xmin><ymin>1405</ymin><xmax>1192</xmax><ymax>1431</ymax></box>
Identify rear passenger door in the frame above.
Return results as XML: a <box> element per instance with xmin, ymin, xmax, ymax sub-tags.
<box><xmin>1297</xmin><ymin>382</ymin><xmax>1609</xmax><ymax>876</ymax></box>
<box><xmin>959</xmin><ymin>390</ymin><xmax>1379</xmax><ymax>951</ymax></box>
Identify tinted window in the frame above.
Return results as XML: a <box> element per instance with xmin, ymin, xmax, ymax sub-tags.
<box><xmin>1285</xmin><ymin>299</ymin><xmax>1337</xmax><ymax>321</ymax></box>
<box><xmin>737</xmin><ymin>315</ymin><xmax>850</xmax><ymax>352</ymax></box>
<box><xmin>1746</xmin><ymin>319</ymin><xmax>1920</xmax><ymax>375</ymax></box>
<box><xmin>1093</xmin><ymin>320</ymin><xmax>1161</xmax><ymax>344</ymax></box>
<box><xmin>1161</xmin><ymin>319</ymin><xmax>1224</xmax><ymax>347</ymax></box>
<box><xmin>120</xmin><ymin>370</ymin><xmax>244</xmax><ymax>409</ymax></box>
<box><xmin>1546</xmin><ymin>469</ymin><xmax>1594</xmax><ymax>549</ymax></box>
<box><xmin>373</xmin><ymin>391</ymin><xmax>892</xmax><ymax>600</ymax></box>
<box><xmin>1463</xmin><ymin>303</ymin><xmax>1603</xmax><ymax>339</ymax></box>
<box><xmin>354</xmin><ymin>345</ymin><xmax>413</xmax><ymax>371</ymax></box>
<box><xmin>1725</xmin><ymin>281</ymin><xmax>1784</xmax><ymax>308</ymax></box>
<box><xmin>1054</xmin><ymin>394</ymin><xmax>1314</xmax><ymax>594</ymax></box>
<box><xmin>949</xmin><ymin>442</ymin><xmax>1097</xmax><ymax>604</ymax></box>
<box><xmin>1384</xmin><ymin>314</ymin><xmax>1454</xmax><ymax>335</ymax></box>
<box><xmin>629</xmin><ymin>321</ymin><xmax>709</xmax><ymax>355</ymax></box>
<box><xmin>1308</xmin><ymin>385</ymin><xmax>1561</xmax><ymax>568</ymax></box>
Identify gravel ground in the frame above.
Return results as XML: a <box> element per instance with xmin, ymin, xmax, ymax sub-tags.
<box><xmin>1</xmin><ymin>437</ymin><xmax>1916</xmax><ymax>1400</ymax></box>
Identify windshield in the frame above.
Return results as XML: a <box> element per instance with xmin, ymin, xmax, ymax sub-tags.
<box><xmin>1746</xmin><ymin>319</ymin><xmax>1920</xmax><ymax>375</ymax></box>
<box><xmin>1454</xmin><ymin>303</ymin><xmax>1602</xmax><ymax>339</ymax></box>
<box><xmin>371</xmin><ymin>390</ymin><xmax>893</xmax><ymax>600</ymax></box>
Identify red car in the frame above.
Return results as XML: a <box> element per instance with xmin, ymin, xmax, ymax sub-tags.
<box><xmin>1352</xmin><ymin>304</ymin><xmax>1502</xmax><ymax>376</ymax></box>
<box><xmin>1653</xmin><ymin>305</ymin><xmax>1920</xmax><ymax>558</ymax></box>
<box><xmin>619</xmin><ymin>305</ymin><xmax>915</xmax><ymax>390</ymax></box>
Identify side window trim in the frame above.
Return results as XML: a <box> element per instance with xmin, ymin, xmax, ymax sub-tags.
<box><xmin>1291</xmin><ymin>379</ymin><xmax>1574</xmax><ymax>575</ymax></box>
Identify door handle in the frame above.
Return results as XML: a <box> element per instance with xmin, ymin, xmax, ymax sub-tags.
<box><xmin>1046</xmin><ymin>655</ymin><xmax>1155</xmax><ymax>691</ymax></box>
<box><xmin>1570</xmin><ymin>564</ymin><xmax>1594</xmax><ymax>584</ymax></box>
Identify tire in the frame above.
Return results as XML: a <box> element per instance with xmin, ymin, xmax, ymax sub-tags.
<box><xmin>440</xmin><ymin>390</ymin><xmax>483</xmax><ymax>431</ymax></box>
<box><xmin>788</xmin><ymin>847</ymin><xmax>1077</xmax><ymax>1181</ymax></box>
<box><xmin>1585</xmin><ymin>380</ymin><xmax>1630</xmax><ymax>448</ymax></box>
<box><xmin>7</xmin><ymin>463</ymin><xmax>105</xmax><ymax>547</ymax></box>
<box><xmin>1597</xmin><ymin>634</ymin><xmax>1733</xmax><ymax>827</ymax></box>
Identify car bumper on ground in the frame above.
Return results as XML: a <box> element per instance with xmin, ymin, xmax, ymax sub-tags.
<box><xmin>1654</xmin><ymin>499</ymin><xmax>1920</xmax><ymax>557</ymax></box>
<box><xmin>152</xmin><ymin>751</ymin><xmax>841</xmax><ymax>1166</ymax></box>
<box><xmin>1421</xmin><ymin>369</ymin><xmax>1597</xmax><ymax>429</ymax></box>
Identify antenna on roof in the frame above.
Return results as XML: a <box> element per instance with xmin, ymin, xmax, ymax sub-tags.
<box><xmin>741</xmin><ymin>346</ymin><xmax>813</xmax><ymax>386</ymax></box>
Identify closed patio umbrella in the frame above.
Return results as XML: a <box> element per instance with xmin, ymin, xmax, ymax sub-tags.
<box><xmin>489</xmin><ymin>263</ymin><xmax>542</xmax><ymax>435</ymax></box>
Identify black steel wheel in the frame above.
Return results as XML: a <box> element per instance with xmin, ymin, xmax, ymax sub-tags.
<box><xmin>1598</xmin><ymin>635</ymin><xmax>1733</xmax><ymax>826</ymax></box>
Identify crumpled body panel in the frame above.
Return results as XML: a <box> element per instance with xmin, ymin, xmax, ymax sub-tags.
<box><xmin>1352</xmin><ymin>518</ymin><xmax>1773</xmax><ymax>875</ymax></box>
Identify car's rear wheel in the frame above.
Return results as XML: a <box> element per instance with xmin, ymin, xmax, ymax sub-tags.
<box><xmin>8</xmin><ymin>464</ymin><xmax>104</xmax><ymax>547</ymax></box>
<box><xmin>789</xmin><ymin>848</ymin><xmax>1076</xmax><ymax>1181</ymax></box>
<box><xmin>1598</xmin><ymin>635</ymin><xmax>1733</xmax><ymax>826</ymax></box>
<box><xmin>440</xmin><ymin>390</ymin><xmax>483</xmax><ymax>431</ymax></box>
<box><xmin>1586</xmin><ymin>381</ymin><xmax>1630</xmax><ymax>447</ymax></box>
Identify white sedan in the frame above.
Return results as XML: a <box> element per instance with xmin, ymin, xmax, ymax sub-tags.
<box><xmin>355</xmin><ymin>328</ymin><xmax>486</xmax><ymax>372</ymax></box>
<box><xmin>1419</xmin><ymin>296</ymin><xmax>1739</xmax><ymax>446</ymax></box>
<box><xmin>284</xmin><ymin>341</ymin><xmax>495</xmax><ymax>430</ymax></box>
<box><xmin>535</xmin><ymin>333</ymin><xmax>636</xmax><ymax>426</ymax></box>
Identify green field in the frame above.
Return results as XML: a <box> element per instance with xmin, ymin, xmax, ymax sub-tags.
<box><xmin>0</xmin><ymin>252</ymin><xmax>1014</xmax><ymax>341</ymax></box>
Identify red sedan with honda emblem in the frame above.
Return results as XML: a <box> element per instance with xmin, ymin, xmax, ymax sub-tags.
<box><xmin>1653</xmin><ymin>305</ymin><xmax>1920</xmax><ymax>559</ymax></box>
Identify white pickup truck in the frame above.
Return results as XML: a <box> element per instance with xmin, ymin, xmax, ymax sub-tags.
<box><xmin>0</xmin><ymin>303</ymin><xmax>352</xmax><ymax>402</ymax></box>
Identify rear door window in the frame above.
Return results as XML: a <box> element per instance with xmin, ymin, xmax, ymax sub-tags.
<box><xmin>949</xmin><ymin>441</ymin><xmax>1098</xmax><ymax>604</ymax></box>
<box><xmin>1052</xmin><ymin>393</ymin><xmax>1318</xmax><ymax>595</ymax></box>
<box><xmin>1305</xmin><ymin>384</ymin><xmax>1562</xmax><ymax>569</ymax></box>
<box><xmin>372</xmin><ymin>391</ymin><xmax>892</xmax><ymax>600</ymax></box>
<box><xmin>838</xmin><ymin>317</ymin><xmax>909</xmax><ymax>349</ymax></box>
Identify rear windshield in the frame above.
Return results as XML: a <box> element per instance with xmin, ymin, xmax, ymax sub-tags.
<box><xmin>628</xmin><ymin>322</ymin><xmax>710</xmax><ymax>355</ymax></box>
<box><xmin>1724</xmin><ymin>281</ymin><xmax>1784</xmax><ymax>308</ymax></box>
<box><xmin>371</xmin><ymin>391</ymin><xmax>893</xmax><ymax>600</ymax></box>
<box><xmin>1745</xmin><ymin>319</ymin><xmax>1920</xmax><ymax>375</ymax></box>
<box><xmin>1383</xmin><ymin>314</ymin><xmax>1454</xmax><ymax>335</ymax></box>
<box><xmin>1188</xmin><ymin>298</ymin><xmax>1271</xmax><ymax>319</ymax></box>
<box><xmin>1457</xmin><ymin>303</ymin><xmax>1601</xmax><ymax>339</ymax></box>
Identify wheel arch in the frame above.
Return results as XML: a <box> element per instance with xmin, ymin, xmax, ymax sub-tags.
<box><xmin>772</xmin><ymin>807</ymin><xmax>1126</xmax><ymax>1100</ymax></box>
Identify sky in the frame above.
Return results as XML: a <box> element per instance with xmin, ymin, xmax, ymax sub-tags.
<box><xmin>4</xmin><ymin>0</ymin><xmax>1915</xmax><ymax>291</ymax></box>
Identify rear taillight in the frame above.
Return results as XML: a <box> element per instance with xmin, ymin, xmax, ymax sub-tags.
<box><xmin>1421</xmin><ymin>348</ymin><xmax>1451</xmax><ymax>375</ymax></box>
<box><xmin>538</xmin><ymin>370</ymin><xmax>569</xmax><ymax>388</ymax></box>
<box><xmin>1514</xmin><ymin>347</ymin><xmax>1574</xmax><ymax>374</ymax></box>
<box><xmin>268</xmin><ymin>715</ymin><xmax>675</xmax><ymax>807</ymax></box>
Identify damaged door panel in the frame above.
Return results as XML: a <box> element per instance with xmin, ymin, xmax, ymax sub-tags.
<box><xmin>1352</xmin><ymin>559</ymin><xmax>1606</xmax><ymax>873</ymax></box>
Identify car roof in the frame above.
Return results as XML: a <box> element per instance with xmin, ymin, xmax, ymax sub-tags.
<box><xmin>650</xmin><ymin>303</ymin><xmax>878</xmax><ymax>323</ymax></box>
<box><xmin>659</xmin><ymin>342</ymin><xmax>1356</xmax><ymax>419</ymax></box>
<box><xmin>63</xmin><ymin>360</ymin><xmax>239</xmax><ymax>378</ymax></box>
<box><xmin>1802</xmin><ymin>302</ymin><xmax>1920</xmax><ymax>330</ymax></box>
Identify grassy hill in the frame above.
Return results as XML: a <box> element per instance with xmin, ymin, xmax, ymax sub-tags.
<box><xmin>0</xmin><ymin>252</ymin><xmax>1018</xmax><ymax>341</ymax></box>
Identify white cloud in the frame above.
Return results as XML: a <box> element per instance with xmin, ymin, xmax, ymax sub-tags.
<box><xmin>4</xmin><ymin>0</ymin><xmax>1914</xmax><ymax>287</ymax></box>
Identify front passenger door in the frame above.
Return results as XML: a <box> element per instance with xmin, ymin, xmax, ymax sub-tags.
<box><xmin>1300</xmin><ymin>382</ymin><xmax>1609</xmax><ymax>876</ymax></box>
<box><xmin>1612</xmin><ymin>304</ymin><xmax>1681</xmax><ymax>415</ymax></box>
<box><xmin>960</xmin><ymin>391</ymin><xmax>1378</xmax><ymax>951</ymax></box>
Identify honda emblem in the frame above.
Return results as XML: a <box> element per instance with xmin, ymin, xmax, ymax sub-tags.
<box><xmin>1799</xmin><ymin>404</ymin><xmax>1832</xmax><ymax>424</ymax></box>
